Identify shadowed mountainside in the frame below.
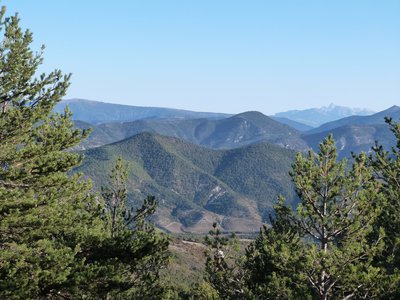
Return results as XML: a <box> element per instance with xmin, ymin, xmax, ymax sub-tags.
<box><xmin>76</xmin><ymin>111</ymin><xmax>309</xmax><ymax>151</ymax></box>
<box><xmin>270</xmin><ymin>116</ymin><xmax>314</xmax><ymax>131</ymax></box>
<box><xmin>303</xmin><ymin>124</ymin><xmax>395</xmax><ymax>159</ymax></box>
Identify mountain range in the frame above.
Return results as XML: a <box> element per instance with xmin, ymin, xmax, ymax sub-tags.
<box><xmin>66</xmin><ymin>99</ymin><xmax>399</xmax><ymax>233</ymax></box>
<box><xmin>55</xmin><ymin>99</ymin><xmax>231</xmax><ymax>124</ymax></box>
<box><xmin>274</xmin><ymin>103</ymin><xmax>375</xmax><ymax>127</ymax></box>
<box><xmin>307</xmin><ymin>105</ymin><xmax>400</xmax><ymax>134</ymax></box>
<box><xmin>75</xmin><ymin>111</ymin><xmax>308</xmax><ymax>151</ymax></box>
<box><xmin>57</xmin><ymin>99</ymin><xmax>374</xmax><ymax>130</ymax></box>
<box><xmin>302</xmin><ymin>106</ymin><xmax>400</xmax><ymax>158</ymax></box>
<box><xmin>73</xmin><ymin>104</ymin><xmax>399</xmax><ymax>159</ymax></box>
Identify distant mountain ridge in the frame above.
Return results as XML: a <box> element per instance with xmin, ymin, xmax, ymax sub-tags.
<box><xmin>275</xmin><ymin>103</ymin><xmax>375</xmax><ymax>127</ymax></box>
<box><xmin>76</xmin><ymin>132</ymin><xmax>298</xmax><ymax>233</ymax></box>
<box><xmin>307</xmin><ymin>105</ymin><xmax>400</xmax><ymax>134</ymax></box>
<box><xmin>301</xmin><ymin>106</ymin><xmax>400</xmax><ymax>158</ymax></box>
<box><xmin>58</xmin><ymin>99</ymin><xmax>376</xmax><ymax>130</ymax></box>
<box><xmin>57</xmin><ymin>99</ymin><xmax>322</xmax><ymax>131</ymax></box>
<box><xmin>55</xmin><ymin>99</ymin><xmax>231</xmax><ymax>124</ymax></box>
<box><xmin>270</xmin><ymin>116</ymin><xmax>314</xmax><ymax>131</ymax></box>
<box><xmin>76</xmin><ymin>111</ymin><xmax>309</xmax><ymax>151</ymax></box>
<box><xmin>64</xmin><ymin>98</ymin><xmax>399</xmax><ymax>160</ymax></box>
<box><xmin>303</xmin><ymin>124</ymin><xmax>395</xmax><ymax>159</ymax></box>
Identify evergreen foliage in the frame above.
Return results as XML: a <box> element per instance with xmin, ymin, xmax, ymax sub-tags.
<box><xmin>370</xmin><ymin>117</ymin><xmax>400</xmax><ymax>298</ymax></box>
<box><xmin>289</xmin><ymin>135</ymin><xmax>385</xmax><ymax>299</ymax></box>
<box><xmin>244</xmin><ymin>197</ymin><xmax>310</xmax><ymax>299</ymax></box>
<box><xmin>204</xmin><ymin>222</ymin><xmax>246</xmax><ymax>299</ymax></box>
<box><xmin>205</xmin><ymin>135</ymin><xmax>388</xmax><ymax>300</ymax></box>
<box><xmin>93</xmin><ymin>156</ymin><xmax>170</xmax><ymax>299</ymax></box>
<box><xmin>0</xmin><ymin>8</ymin><xmax>103</xmax><ymax>299</ymax></box>
<box><xmin>0</xmin><ymin>9</ymin><xmax>169</xmax><ymax>299</ymax></box>
<box><xmin>102</xmin><ymin>157</ymin><xmax>132</xmax><ymax>238</ymax></box>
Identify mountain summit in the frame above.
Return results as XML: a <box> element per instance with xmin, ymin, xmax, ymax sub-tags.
<box><xmin>77</xmin><ymin>110</ymin><xmax>308</xmax><ymax>151</ymax></box>
<box><xmin>308</xmin><ymin>105</ymin><xmax>400</xmax><ymax>134</ymax></box>
<box><xmin>274</xmin><ymin>104</ymin><xmax>374</xmax><ymax>127</ymax></box>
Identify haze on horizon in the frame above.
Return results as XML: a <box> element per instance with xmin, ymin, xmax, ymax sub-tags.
<box><xmin>4</xmin><ymin>0</ymin><xmax>399</xmax><ymax>115</ymax></box>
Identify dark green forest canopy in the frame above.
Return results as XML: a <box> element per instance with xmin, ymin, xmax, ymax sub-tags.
<box><xmin>76</xmin><ymin>132</ymin><xmax>298</xmax><ymax>233</ymax></box>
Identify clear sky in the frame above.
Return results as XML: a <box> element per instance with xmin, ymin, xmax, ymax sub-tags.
<box><xmin>3</xmin><ymin>1</ymin><xmax>400</xmax><ymax>114</ymax></box>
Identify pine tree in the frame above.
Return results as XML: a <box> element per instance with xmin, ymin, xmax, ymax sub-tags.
<box><xmin>0</xmin><ymin>8</ymin><xmax>170</xmax><ymax>299</ymax></box>
<box><xmin>0</xmin><ymin>7</ymin><xmax>105</xmax><ymax>299</ymax></box>
<box><xmin>289</xmin><ymin>135</ymin><xmax>385</xmax><ymax>299</ymax></box>
<box><xmin>204</xmin><ymin>136</ymin><xmax>387</xmax><ymax>299</ymax></box>
<box><xmin>244</xmin><ymin>197</ymin><xmax>311</xmax><ymax>299</ymax></box>
<box><xmin>370</xmin><ymin>117</ymin><xmax>400</xmax><ymax>298</ymax></box>
<box><xmin>79</xmin><ymin>156</ymin><xmax>170</xmax><ymax>299</ymax></box>
<box><xmin>204</xmin><ymin>222</ymin><xmax>246</xmax><ymax>299</ymax></box>
<box><xmin>102</xmin><ymin>156</ymin><xmax>131</xmax><ymax>238</ymax></box>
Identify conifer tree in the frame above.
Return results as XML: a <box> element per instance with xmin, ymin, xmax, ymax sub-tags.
<box><xmin>82</xmin><ymin>156</ymin><xmax>170</xmax><ymax>299</ymax></box>
<box><xmin>204</xmin><ymin>222</ymin><xmax>246</xmax><ymax>299</ymax></box>
<box><xmin>0</xmin><ymin>7</ymin><xmax>105</xmax><ymax>299</ymax></box>
<box><xmin>0</xmin><ymin>8</ymin><xmax>170</xmax><ymax>299</ymax></box>
<box><xmin>244</xmin><ymin>197</ymin><xmax>311</xmax><ymax>299</ymax></box>
<box><xmin>102</xmin><ymin>156</ymin><xmax>131</xmax><ymax>238</ymax></box>
<box><xmin>370</xmin><ymin>117</ymin><xmax>400</xmax><ymax>298</ymax></box>
<box><xmin>205</xmin><ymin>136</ymin><xmax>387</xmax><ymax>300</ymax></box>
<box><xmin>289</xmin><ymin>135</ymin><xmax>385</xmax><ymax>299</ymax></box>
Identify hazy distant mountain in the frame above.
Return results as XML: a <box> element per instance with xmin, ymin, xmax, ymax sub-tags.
<box><xmin>274</xmin><ymin>103</ymin><xmax>374</xmax><ymax>127</ymax></box>
<box><xmin>76</xmin><ymin>132</ymin><xmax>297</xmax><ymax>233</ymax></box>
<box><xmin>61</xmin><ymin>98</ymin><xmax>313</xmax><ymax>131</ymax></box>
<box><xmin>55</xmin><ymin>99</ymin><xmax>231</xmax><ymax>124</ymax></box>
<box><xmin>73</xmin><ymin>120</ymin><xmax>117</xmax><ymax>149</ymax></box>
<box><xmin>76</xmin><ymin>111</ymin><xmax>308</xmax><ymax>151</ymax></box>
<box><xmin>301</xmin><ymin>105</ymin><xmax>400</xmax><ymax>158</ymax></box>
<box><xmin>303</xmin><ymin>124</ymin><xmax>395</xmax><ymax>159</ymax></box>
<box><xmin>270</xmin><ymin>116</ymin><xmax>314</xmax><ymax>131</ymax></box>
<box><xmin>307</xmin><ymin>105</ymin><xmax>400</xmax><ymax>134</ymax></box>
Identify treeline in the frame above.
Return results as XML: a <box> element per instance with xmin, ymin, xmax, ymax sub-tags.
<box><xmin>0</xmin><ymin>8</ymin><xmax>399</xmax><ymax>300</ymax></box>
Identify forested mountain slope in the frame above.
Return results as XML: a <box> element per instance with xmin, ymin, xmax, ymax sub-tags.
<box><xmin>76</xmin><ymin>111</ymin><xmax>308</xmax><ymax>151</ymax></box>
<box><xmin>77</xmin><ymin>132</ymin><xmax>297</xmax><ymax>233</ymax></box>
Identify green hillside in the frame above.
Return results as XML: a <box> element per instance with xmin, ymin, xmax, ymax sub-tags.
<box><xmin>76</xmin><ymin>111</ymin><xmax>308</xmax><ymax>151</ymax></box>
<box><xmin>76</xmin><ymin>132</ymin><xmax>297</xmax><ymax>233</ymax></box>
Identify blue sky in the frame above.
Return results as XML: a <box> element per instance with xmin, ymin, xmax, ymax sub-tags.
<box><xmin>3</xmin><ymin>1</ymin><xmax>400</xmax><ymax>114</ymax></box>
